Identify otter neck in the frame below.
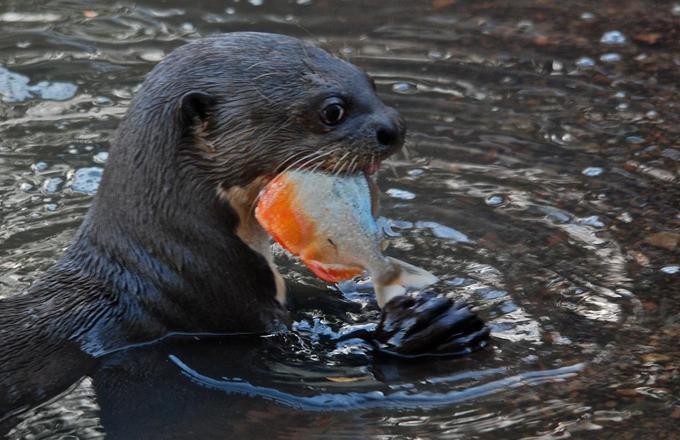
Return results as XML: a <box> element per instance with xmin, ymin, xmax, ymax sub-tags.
<box><xmin>70</xmin><ymin>97</ymin><xmax>285</xmax><ymax>343</ymax></box>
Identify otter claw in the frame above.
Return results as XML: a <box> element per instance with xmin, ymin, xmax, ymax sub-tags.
<box><xmin>371</xmin><ymin>293</ymin><xmax>491</xmax><ymax>358</ymax></box>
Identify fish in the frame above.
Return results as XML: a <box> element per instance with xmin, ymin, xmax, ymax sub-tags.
<box><xmin>255</xmin><ymin>170</ymin><xmax>438</xmax><ymax>307</ymax></box>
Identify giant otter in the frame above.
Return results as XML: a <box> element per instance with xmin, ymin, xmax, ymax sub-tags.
<box><xmin>0</xmin><ymin>32</ymin><xmax>488</xmax><ymax>418</ymax></box>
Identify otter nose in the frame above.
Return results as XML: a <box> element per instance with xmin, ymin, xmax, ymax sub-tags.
<box><xmin>375</xmin><ymin>110</ymin><xmax>405</xmax><ymax>153</ymax></box>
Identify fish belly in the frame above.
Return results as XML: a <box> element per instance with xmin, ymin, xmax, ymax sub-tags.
<box><xmin>256</xmin><ymin>171</ymin><xmax>381</xmax><ymax>283</ymax></box>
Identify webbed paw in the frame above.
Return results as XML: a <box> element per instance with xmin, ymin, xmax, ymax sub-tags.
<box><xmin>371</xmin><ymin>292</ymin><xmax>490</xmax><ymax>358</ymax></box>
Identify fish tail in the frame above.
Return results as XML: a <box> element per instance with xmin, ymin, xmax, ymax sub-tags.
<box><xmin>374</xmin><ymin>257</ymin><xmax>439</xmax><ymax>308</ymax></box>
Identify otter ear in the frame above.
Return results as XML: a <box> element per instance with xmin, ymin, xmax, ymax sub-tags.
<box><xmin>179</xmin><ymin>91</ymin><xmax>216</xmax><ymax>124</ymax></box>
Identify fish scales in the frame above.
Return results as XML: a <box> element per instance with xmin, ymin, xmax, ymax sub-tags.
<box><xmin>255</xmin><ymin>170</ymin><xmax>438</xmax><ymax>307</ymax></box>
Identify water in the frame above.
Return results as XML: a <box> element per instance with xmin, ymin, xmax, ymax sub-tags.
<box><xmin>0</xmin><ymin>0</ymin><xmax>678</xmax><ymax>438</ymax></box>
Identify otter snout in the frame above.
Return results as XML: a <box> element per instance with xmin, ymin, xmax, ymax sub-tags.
<box><xmin>374</xmin><ymin>106</ymin><xmax>406</xmax><ymax>156</ymax></box>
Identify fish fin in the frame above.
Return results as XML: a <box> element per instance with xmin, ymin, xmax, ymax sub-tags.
<box><xmin>304</xmin><ymin>259</ymin><xmax>364</xmax><ymax>283</ymax></box>
<box><xmin>374</xmin><ymin>258</ymin><xmax>439</xmax><ymax>308</ymax></box>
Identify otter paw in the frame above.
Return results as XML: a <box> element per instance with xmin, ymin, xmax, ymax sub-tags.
<box><xmin>371</xmin><ymin>292</ymin><xmax>490</xmax><ymax>358</ymax></box>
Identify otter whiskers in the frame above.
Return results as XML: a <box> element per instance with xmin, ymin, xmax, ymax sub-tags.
<box><xmin>246</xmin><ymin>149</ymin><xmax>338</xmax><ymax>218</ymax></box>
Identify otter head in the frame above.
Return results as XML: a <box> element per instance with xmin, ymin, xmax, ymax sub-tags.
<box><xmin>174</xmin><ymin>33</ymin><xmax>405</xmax><ymax>187</ymax></box>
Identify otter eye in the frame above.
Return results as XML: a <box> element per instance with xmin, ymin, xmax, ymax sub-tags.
<box><xmin>320</xmin><ymin>98</ymin><xmax>346</xmax><ymax>126</ymax></box>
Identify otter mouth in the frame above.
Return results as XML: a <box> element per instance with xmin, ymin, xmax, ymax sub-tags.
<box><xmin>363</xmin><ymin>161</ymin><xmax>382</xmax><ymax>175</ymax></box>
<box><xmin>268</xmin><ymin>149</ymin><xmax>389</xmax><ymax>188</ymax></box>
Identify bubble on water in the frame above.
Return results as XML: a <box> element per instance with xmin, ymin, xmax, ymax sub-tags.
<box><xmin>0</xmin><ymin>66</ymin><xmax>77</xmax><ymax>102</ymax></box>
<box><xmin>392</xmin><ymin>82</ymin><xmax>418</xmax><ymax>94</ymax></box>
<box><xmin>616</xmin><ymin>102</ymin><xmax>629</xmax><ymax>111</ymax></box>
<box><xmin>0</xmin><ymin>66</ymin><xmax>32</xmax><ymax>101</ymax></box>
<box><xmin>139</xmin><ymin>50</ymin><xmax>165</xmax><ymax>62</ymax></box>
<box><xmin>645</xmin><ymin>110</ymin><xmax>659</xmax><ymax>119</ymax></box>
<box><xmin>248</xmin><ymin>0</ymin><xmax>263</xmax><ymax>5</ymax></box>
<box><xmin>615</xmin><ymin>288</ymin><xmax>633</xmax><ymax>297</ymax></box>
<box><xmin>617</xmin><ymin>212</ymin><xmax>633</xmax><ymax>223</ymax></box>
<box><xmin>225</xmin><ymin>7</ymin><xmax>236</xmax><ymax>14</ymax></box>
<box><xmin>427</xmin><ymin>50</ymin><xmax>447</xmax><ymax>60</ymax></box>
<box><xmin>180</xmin><ymin>22</ymin><xmax>195</xmax><ymax>32</ymax></box>
<box><xmin>70</xmin><ymin>167</ymin><xmax>103</xmax><ymax>194</ymax></box>
<box><xmin>432</xmin><ymin>225</ymin><xmax>471</xmax><ymax>242</ymax></box>
<box><xmin>93</xmin><ymin>152</ymin><xmax>109</xmax><ymax>164</ymax></box>
<box><xmin>544</xmin><ymin>208</ymin><xmax>572</xmax><ymax>224</ymax></box>
<box><xmin>517</xmin><ymin>20</ymin><xmax>533</xmax><ymax>31</ymax></box>
<box><xmin>582</xmin><ymin>167</ymin><xmax>603</xmax><ymax>177</ymax></box>
<box><xmin>407</xmin><ymin>168</ymin><xmax>424</xmax><ymax>177</ymax></box>
<box><xmin>576</xmin><ymin>57</ymin><xmax>595</xmax><ymax>68</ymax></box>
<box><xmin>45</xmin><ymin>203</ymin><xmax>58</xmax><ymax>211</ymax></box>
<box><xmin>42</xmin><ymin>177</ymin><xmax>64</xmax><ymax>193</ymax></box>
<box><xmin>19</xmin><ymin>182</ymin><xmax>33</xmax><ymax>192</ymax></box>
<box><xmin>0</xmin><ymin>66</ymin><xmax>31</xmax><ymax>102</ymax></box>
<box><xmin>485</xmin><ymin>195</ymin><xmax>505</xmax><ymax>206</ymax></box>
<box><xmin>296</xmin><ymin>0</ymin><xmax>312</xmax><ymax>4</ymax></box>
<box><xmin>660</xmin><ymin>265</ymin><xmax>679</xmax><ymax>274</ymax></box>
<box><xmin>144</xmin><ymin>8</ymin><xmax>185</xmax><ymax>17</ymax></box>
<box><xmin>112</xmin><ymin>88</ymin><xmax>132</xmax><ymax>99</ymax></box>
<box><xmin>0</xmin><ymin>12</ymin><xmax>61</xmax><ymax>22</ymax></box>
<box><xmin>386</xmin><ymin>188</ymin><xmax>416</xmax><ymax>200</ymax></box>
<box><xmin>550</xmin><ymin>332</ymin><xmax>573</xmax><ymax>345</ymax></box>
<box><xmin>578</xmin><ymin>215</ymin><xmax>605</xmax><ymax>228</ymax></box>
<box><xmin>31</xmin><ymin>161</ymin><xmax>48</xmax><ymax>172</ymax></box>
<box><xmin>68</xmin><ymin>147</ymin><xmax>78</xmax><ymax>154</ymax></box>
<box><xmin>625</xmin><ymin>136</ymin><xmax>644</xmax><ymax>144</ymax></box>
<box><xmin>600</xmin><ymin>53</ymin><xmax>622</xmax><ymax>64</ymax></box>
<box><xmin>600</xmin><ymin>31</ymin><xmax>626</xmax><ymax>45</ymax></box>
<box><xmin>29</xmin><ymin>81</ymin><xmax>77</xmax><ymax>100</ymax></box>
<box><xmin>416</xmin><ymin>221</ymin><xmax>472</xmax><ymax>243</ymax></box>
<box><xmin>95</xmin><ymin>96</ymin><xmax>112</xmax><ymax>106</ymax></box>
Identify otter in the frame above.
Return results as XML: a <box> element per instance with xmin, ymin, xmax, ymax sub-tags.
<box><xmin>0</xmin><ymin>33</ymin><xmax>488</xmax><ymax>418</ymax></box>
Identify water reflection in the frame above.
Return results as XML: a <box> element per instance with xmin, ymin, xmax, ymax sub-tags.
<box><xmin>0</xmin><ymin>0</ymin><xmax>678</xmax><ymax>438</ymax></box>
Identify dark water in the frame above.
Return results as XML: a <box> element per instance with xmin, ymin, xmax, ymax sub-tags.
<box><xmin>0</xmin><ymin>0</ymin><xmax>678</xmax><ymax>438</ymax></box>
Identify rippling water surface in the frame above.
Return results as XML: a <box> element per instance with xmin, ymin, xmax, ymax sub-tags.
<box><xmin>1</xmin><ymin>0</ymin><xmax>678</xmax><ymax>438</ymax></box>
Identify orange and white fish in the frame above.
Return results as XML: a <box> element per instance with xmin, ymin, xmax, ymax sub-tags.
<box><xmin>255</xmin><ymin>170</ymin><xmax>438</xmax><ymax>307</ymax></box>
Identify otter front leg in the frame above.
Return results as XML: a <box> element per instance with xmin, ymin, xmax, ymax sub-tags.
<box><xmin>290</xmin><ymin>284</ymin><xmax>491</xmax><ymax>358</ymax></box>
